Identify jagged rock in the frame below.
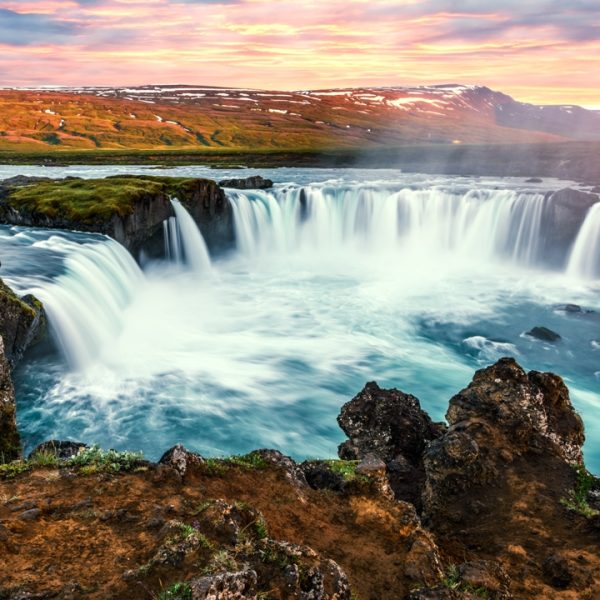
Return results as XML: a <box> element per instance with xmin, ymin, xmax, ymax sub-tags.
<box><xmin>404</xmin><ymin>532</ymin><xmax>444</xmax><ymax>587</ymax></box>
<box><xmin>0</xmin><ymin>280</ymin><xmax>46</xmax><ymax>366</ymax></box>
<box><xmin>28</xmin><ymin>440</ymin><xmax>88</xmax><ymax>461</ymax></box>
<box><xmin>457</xmin><ymin>561</ymin><xmax>511</xmax><ymax>599</ymax></box>
<box><xmin>526</xmin><ymin>326</ymin><xmax>561</xmax><ymax>342</ymax></box>
<box><xmin>189</xmin><ymin>570</ymin><xmax>258</xmax><ymax>600</ymax></box>
<box><xmin>337</xmin><ymin>381</ymin><xmax>444</xmax><ymax>464</ymax></box>
<box><xmin>250</xmin><ymin>449</ymin><xmax>307</xmax><ymax>488</ymax></box>
<box><xmin>195</xmin><ymin>500</ymin><xmax>266</xmax><ymax>545</ymax></box>
<box><xmin>423</xmin><ymin>358</ymin><xmax>585</xmax><ymax>525</ymax></box>
<box><xmin>355</xmin><ymin>454</ymin><xmax>394</xmax><ymax>500</ymax></box>
<box><xmin>219</xmin><ymin>176</ymin><xmax>273</xmax><ymax>190</ymax></box>
<box><xmin>239</xmin><ymin>539</ymin><xmax>352</xmax><ymax>600</ymax></box>
<box><xmin>159</xmin><ymin>444</ymin><xmax>205</xmax><ymax>477</ymax></box>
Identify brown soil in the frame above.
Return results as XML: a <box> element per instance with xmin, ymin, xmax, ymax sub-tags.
<box><xmin>0</xmin><ymin>456</ymin><xmax>598</xmax><ymax>599</ymax></box>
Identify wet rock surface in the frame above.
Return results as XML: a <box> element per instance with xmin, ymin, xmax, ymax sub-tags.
<box><xmin>525</xmin><ymin>326</ymin><xmax>561</xmax><ymax>342</ymax></box>
<box><xmin>219</xmin><ymin>175</ymin><xmax>273</xmax><ymax>190</ymax></box>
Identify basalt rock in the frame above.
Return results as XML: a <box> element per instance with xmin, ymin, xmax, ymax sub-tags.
<box><xmin>189</xmin><ymin>569</ymin><xmax>258</xmax><ymax>599</ymax></box>
<box><xmin>0</xmin><ymin>337</ymin><xmax>19</xmax><ymax>462</ymax></box>
<box><xmin>422</xmin><ymin>357</ymin><xmax>585</xmax><ymax>526</ymax></box>
<box><xmin>0</xmin><ymin>281</ymin><xmax>46</xmax><ymax>462</ymax></box>
<box><xmin>337</xmin><ymin>381</ymin><xmax>444</xmax><ymax>464</ymax></box>
<box><xmin>0</xmin><ymin>281</ymin><xmax>46</xmax><ymax>366</ymax></box>
<box><xmin>159</xmin><ymin>444</ymin><xmax>205</xmax><ymax>477</ymax></box>
<box><xmin>526</xmin><ymin>326</ymin><xmax>561</xmax><ymax>342</ymax></box>
<box><xmin>337</xmin><ymin>381</ymin><xmax>445</xmax><ymax>505</ymax></box>
<box><xmin>219</xmin><ymin>175</ymin><xmax>273</xmax><ymax>190</ymax></box>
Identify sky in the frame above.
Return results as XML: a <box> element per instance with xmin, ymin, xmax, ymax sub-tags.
<box><xmin>0</xmin><ymin>0</ymin><xmax>599</xmax><ymax>107</ymax></box>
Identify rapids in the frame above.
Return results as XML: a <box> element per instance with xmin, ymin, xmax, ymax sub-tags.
<box><xmin>0</xmin><ymin>167</ymin><xmax>598</xmax><ymax>471</ymax></box>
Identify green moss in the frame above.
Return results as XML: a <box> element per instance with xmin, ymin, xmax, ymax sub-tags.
<box><xmin>5</xmin><ymin>175</ymin><xmax>216</xmax><ymax>225</ymax></box>
<box><xmin>66</xmin><ymin>444</ymin><xmax>145</xmax><ymax>474</ymax></box>
<box><xmin>225</xmin><ymin>451</ymin><xmax>269</xmax><ymax>470</ymax></box>
<box><xmin>0</xmin><ymin>460</ymin><xmax>31</xmax><ymax>479</ymax></box>
<box><xmin>156</xmin><ymin>582</ymin><xmax>192</xmax><ymax>600</ymax></box>
<box><xmin>323</xmin><ymin>460</ymin><xmax>369</xmax><ymax>483</ymax></box>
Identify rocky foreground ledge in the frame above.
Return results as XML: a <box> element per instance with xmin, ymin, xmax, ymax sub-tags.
<box><xmin>0</xmin><ymin>358</ymin><xmax>598</xmax><ymax>600</ymax></box>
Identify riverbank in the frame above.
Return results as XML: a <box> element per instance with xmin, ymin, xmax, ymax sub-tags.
<box><xmin>0</xmin><ymin>142</ymin><xmax>600</xmax><ymax>182</ymax></box>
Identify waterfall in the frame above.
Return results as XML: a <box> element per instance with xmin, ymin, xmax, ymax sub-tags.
<box><xmin>567</xmin><ymin>202</ymin><xmax>600</xmax><ymax>279</ymax></box>
<box><xmin>166</xmin><ymin>199</ymin><xmax>212</xmax><ymax>275</ymax></box>
<box><xmin>228</xmin><ymin>185</ymin><xmax>549</xmax><ymax>268</ymax></box>
<box><xmin>26</xmin><ymin>239</ymin><xmax>144</xmax><ymax>370</ymax></box>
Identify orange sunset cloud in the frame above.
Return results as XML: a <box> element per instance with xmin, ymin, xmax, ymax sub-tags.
<box><xmin>0</xmin><ymin>0</ymin><xmax>598</xmax><ymax>107</ymax></box>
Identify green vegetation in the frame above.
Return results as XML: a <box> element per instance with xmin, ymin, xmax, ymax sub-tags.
<box><xmin>5</xmin><ymin>175</ymin><xmax>215</xmax><ymax>224</ymax></box>
<box><xmin>441</xmin><ymin>564</ymin><xmax>490</xmax><ymax>598</ymax></box>
<box><xmin>324</xmin><ymin>459</ymin><xmax>369</xmax><ymax>483</ymax></box>
<box><xmin>66</xmin><ymin>445</ymin><xmax>145</xmax><ymax>475</ymax></box>
<box><xmin>560</xmin><ymin>465</ymin><xmax>599</xmax><ymax>518</ymax></box>
<box><xmin>156</xmin><ymin>582</ymin><xmax>192</xmax><ymax>600</ymax></box>
<box><xmin>225</xmin><ymin>451</ymin><xmax>269</xmax><ymax>470</ymax></box>
<box><xmin>0</xmin><ymin>460</ymin><xmax>31</xmax><ymax>480</ymax></box>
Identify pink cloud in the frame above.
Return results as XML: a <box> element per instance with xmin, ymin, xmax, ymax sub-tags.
<box><xmin>0</xmin><ymin>0</ymin><xmax>598</xmax><ymax>106</ymax></box>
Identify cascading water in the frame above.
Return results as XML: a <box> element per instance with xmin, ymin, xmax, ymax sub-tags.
<box><xmin>228</xmin><ymin>186</ymin><xmax>550</xmax><ymax>269</ymax></box>
<box><xmin>23</xmin><ymin>238</ymin><xmax>144</xmax><ymax>370</ymax></box>
<box><xmin>567</xmin><ymin>202</ymin><xmax>600</xmax><ymax>279</ymax></box>
<box><xmin>165</xmin><ymin>199</ymin><xmax>212</xmax><ymax>275</ymax></box>
<box><xmin>4</xmin><ymin>170</ymin><xmax>600</xmax><ymax>474</ymax></box>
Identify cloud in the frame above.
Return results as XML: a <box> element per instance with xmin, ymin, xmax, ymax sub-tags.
<box><xmin>0</xmin><ymin>8</ymin><xmax>80</xmax><ymax>45</ymax></box>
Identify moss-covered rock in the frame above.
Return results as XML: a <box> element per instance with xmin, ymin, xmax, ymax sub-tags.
<box><xmin>0</xmin><ymin>175</ymin><xmax>234</xmax><ymax>258</ymax></box>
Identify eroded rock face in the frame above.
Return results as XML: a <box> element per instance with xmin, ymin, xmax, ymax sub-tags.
<box><xmin>0</xmin><ymin>337</ymin><xmax>19</xmax><ymax>462</ymax></box>
<box><xmin>0</xmin><ymin>281</ymin><xmax>46</xmax><ymax>366</ymax></box>
<box><xmin>189</xmin><ymin>570</ymin><xmax>258</xmax><ymax>599</ymax></box>
<box><xmin>423</xmin><ymin>358</ymin><xmax>585</xmax><ymax>525</ymax></box>
<box><xmin>0</xmin><ymin>280</ymin><xmax>46</xmax><ymax>462</ymax></box>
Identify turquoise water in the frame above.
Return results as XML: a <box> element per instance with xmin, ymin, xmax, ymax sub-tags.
<box><xmin>0</xmin><ymin>167</ymin><xmax>597</xmax><ymax>471</ymax></box>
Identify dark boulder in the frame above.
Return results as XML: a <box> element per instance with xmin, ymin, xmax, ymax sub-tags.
<box><xmin>219</xmin><ymin>175</ymin><xmax>273</xmax><ymax>190</ymax></box>
<box><xmin>337</xmin><ymin>381</ymin><xmax>445</xmax><ymax>464</ymax></box>
<box><xmin>526</xmin><ymin>326</ymin><xmax>561</xmax><ymax>342</ymax></box>
<box><xmin>423</xmin><ymin>358</ymin><xmax>585</xmax><ymax>525</ymax></box>
<box><xmin>525</xmin><ymin>177</ymin><xmax>543</xmax><ymax>183</ymax></box>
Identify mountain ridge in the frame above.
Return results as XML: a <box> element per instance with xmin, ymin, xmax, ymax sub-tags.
<box><xmin>1</xmin><ymin>84</ymin><xmax>599</xmax><ymax>153</ymax></box>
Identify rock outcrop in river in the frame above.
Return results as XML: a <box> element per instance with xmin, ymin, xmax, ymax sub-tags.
<box><xmin>1</xmin><ymin>358</ymin><xmax>598</xmax><ymax>599</ymax></box>
<box><xmin>0</xmin><ymin>175</ymin><xmax>234</xmax><ymax>260</ymax></box>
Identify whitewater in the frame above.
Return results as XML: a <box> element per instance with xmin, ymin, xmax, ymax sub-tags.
<box><xmin>0</xmin><ymin>167</ymin><xmax>598</xmax><ymax>471</ymax></box>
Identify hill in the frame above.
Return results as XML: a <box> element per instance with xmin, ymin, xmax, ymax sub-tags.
<box><xmin>1</xmin><ymin>84</ymin><xmax>599</xmax><ymax>153</ymax></box>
